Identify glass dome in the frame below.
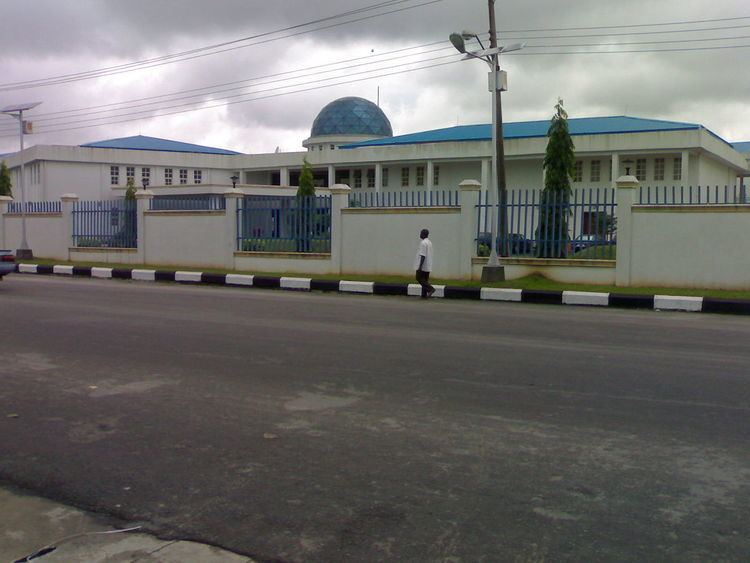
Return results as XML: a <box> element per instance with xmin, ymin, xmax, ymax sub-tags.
<box><xmin>310</xmin><ymin>97</ymin><xmax>393</xmax><ymax>138</ymax></box>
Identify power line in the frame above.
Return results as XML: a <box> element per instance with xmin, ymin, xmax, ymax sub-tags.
<box><xmin>498</xmin><ymin>14</ymin><xmax>750</xmax><ymax>34</ymax></box>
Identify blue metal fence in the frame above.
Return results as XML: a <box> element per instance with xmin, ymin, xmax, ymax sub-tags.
<box><xmin>349</xmin><ymin>190</ymin><xmax>459</xmax><ymax>208</ymax></box>
<box><xmin>238</xmin><ymin>195</ymin><xmax>332</xmax><ymax>253</ymax></box>
<box><xmin>150</xmin><ymin>194</ymin><xmax>226</xmax><ymax>211</ymax></box>
<box><xmin>477</xmin><ymin>188</ymin><xmax>617</xmax><ymax>259</ymax></box>
<box><xmin>72</xmin><ymin>200</ymin><xmax>137</xmax><ymax>248</ymax></box>
<box><xmin>7</xmin><ymin>201</ymin><xmax>61</xmax><ymax>214</ymax></box>
<box><xmin>638</xmin><ymin>185</ymin><xmax>741</xmax><ymax>204</ymax></box>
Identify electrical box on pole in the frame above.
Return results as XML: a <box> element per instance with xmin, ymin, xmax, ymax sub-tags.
<box><xmin>488</xmin><ymin>70</ymin><xmax>508</xmax><ymax>92</ymax></box>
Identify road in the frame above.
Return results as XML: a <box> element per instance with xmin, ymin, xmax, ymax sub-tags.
<box><xmin>1</xmin><ymin>274</ymin><xmax>749</xmax><ymax>562</ymax></box>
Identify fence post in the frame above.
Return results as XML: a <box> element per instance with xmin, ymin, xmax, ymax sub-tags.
<box><xmin>224</xmin><ymin>188</ymin><xmax>244</xmax><ymax>268</ymax></box>
<box><xmin>615</xmin><ymin>175</ymin><xmax>639</xmax><ymax>287</ymax></box>
<box><xmin>329</xmin><ymin>184</ymin><xmax>350</xmax><ymax>275</ymax></box>
<box><xmin>0</xmin><ymin>195</ymin><xmax>12</xmax><ymax>249</ymax></box>
<box><xmin>134</xmin><ymin>190</ymin><xmax>154</xmax><ymax>265</ymax></box>
<box><xmin>459</xmin><ymin>179</ymin><xmax>481</xmax><ymax>279</ymax></box>
<box><xmin>60</xmin><ymin>194</ymin><xmax>78</xmax><ymax>258</ymax></box>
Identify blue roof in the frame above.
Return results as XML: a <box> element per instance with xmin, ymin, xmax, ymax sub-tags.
<box><xmin>341</xmin><ymin>116</ymin><xmax>705</xmax><ymax>149</ymax></box>
<box><xmin>311</xmin><ymin>97</ymin><xmax>392</xmax><ymax>138</ymax></box>
<box><xmin>732</xmin><ymin>141</ymin><xmax>750</xmax><ymax>153</ymax></box>
<box><xmin>81</xmin><ymin>135</ymin><xmax>241</xmax><ymax>155</ymax></box>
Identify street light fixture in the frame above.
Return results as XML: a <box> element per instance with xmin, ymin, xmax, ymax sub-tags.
<box><xmin>230</xmin><ymin>174</ymin><xmax>239</xmax><ymax>190</ymax></box>
<box><xmin>141</xmin><ymin>177</ymin><xmax>149</xmax><ymax>190</ymax></box>
<box><xmin>450</xmin><ymin>15</ymin><xmax>524</xmax><ymax>281</ymax></box>
<box><xmin>1</xmin><ymin>101</ymin><xmax>42</xmax><ymax>260</ymax></box>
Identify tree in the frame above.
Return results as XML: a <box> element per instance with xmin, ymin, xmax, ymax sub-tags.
<box><xmin>296</xmin><ymin>158</ymin><xmax>315</xmax><ymax>197</ymax></box>
<box><xmin>295</xmin><ymin>158</ymin><xmax>316</xmax><ymax>251</ymax></box>
<box><xmin>0</xmin><ymin>161</ymin><xmax>12</xmax><ymax>198</ymax></box>
<box><xmin>124</xmin><ymin>177</ymin><xmax>137</xmax><ymax>201</ymax></box>
<box><xmin>537</xmin><ymin>99</ymin><xmax>575</xmax><ymax>257</ymax></box>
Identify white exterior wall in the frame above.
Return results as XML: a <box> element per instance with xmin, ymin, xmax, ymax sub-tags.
<box><xmin>143</xmin><ymin>211</ymin><xmax>227</xmax><ymax>268</ymax></box>
<box><xmin>629</xmin><ymin>206</ymin><xmax>750</xmax><ymax>289</ymax></box>
<box><xmin>2</xmin><ymin>214</ymin><xmax>68</xmax><ymax>259</ymax></box>
<box><xmin>340</xmin><ymin>208</ymin><xmax>462</xmax><ymax>278</ymax></box>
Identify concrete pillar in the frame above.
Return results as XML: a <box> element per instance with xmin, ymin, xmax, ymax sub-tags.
<box><xmin>615</xmin><ymin>175</ymin><xmax>639</xmax><ymax>287</ymax></box>
<box><xmin>134</xmin><ymin>190</ymin><xmax>154</xmax><ymax>264</ymax></box>
<box><xmin>327</xmin><ymin>165</ymin><xmax>335</xmax><ymax>188</ymax></box>
<box><xmin>611</xmin><ymin>153</ymin><xmax>620</xmax><ymax>188</ymax></box>
<box><xmin>280</xmin><ymin>167</ymin><xmax>290</xmax><ymax>187</ymax></box>
<box><xmin>329</xmin><ymin>184</ymin><xmax>350</xmax><ymax>275</ymax></box>
<box><xmin>60</xmin><ymin>194</ymin><xmax>79</xmax><ymax>257</ymax></box>
<box><xmin>0</xmin><ymin>195</ymin><xmax>12</xmax><ymax>249</ymax></box>
<box><xmin>375</xmin><ymin>163</ymin><xmax>383</xmax><ymax>194</ymax></box>
<box><xmin>224</xmin><ymin>188</ymin><xmax>244</xmax><ymax>268</ymax></box>
<box><xmin>459</xmin><ymin>179</ymin><xmax>481</xmax><ymax>279</ymax></box>
<box><xmin>680</xmin><ymin>151</ymin><xmax>690</xmax><ymax>187</ymax></box>
<box><xmin>426</xmin><ymin>161</ymin><xmax>435</xmax><ymax>192</ymax></box>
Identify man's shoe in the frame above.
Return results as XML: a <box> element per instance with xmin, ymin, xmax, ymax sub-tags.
<box><xmin>426</xmin><ymin>288</ymin><xmax>436</xmax><ymax>298</ymax></box>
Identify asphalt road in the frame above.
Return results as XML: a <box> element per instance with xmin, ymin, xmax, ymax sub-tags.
<box><xmin>1</xmin><ymin>274</ymin><xmax>749</xmax><ymax>562</ymax></box>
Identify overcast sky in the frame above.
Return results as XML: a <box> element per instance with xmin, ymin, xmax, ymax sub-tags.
<box><xmin>1</xmin><ymin>0</ymin><xmax>749</xmax><ymax>155</ymax></box>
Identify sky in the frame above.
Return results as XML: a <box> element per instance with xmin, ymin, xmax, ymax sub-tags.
<box><xmin>1</xmin><ymin>0</ymin><xmax>749</xmax><ymax>155</ymax></box>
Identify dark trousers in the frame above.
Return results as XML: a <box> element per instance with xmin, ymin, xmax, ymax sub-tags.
<box><xmin>416</xmin><ymin>270</ymin><xmax>434</xmax><ymax>297</ymax></box>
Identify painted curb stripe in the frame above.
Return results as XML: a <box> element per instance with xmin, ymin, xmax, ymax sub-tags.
<box><xmin>608</xmin><ymin>293</ymin><xmax>654</xmax><ymax>309</ymax></box>
<box><xmin>310</xmin><ymin>279</ymin><xmax>340</xmax><ymax>291</ymax></box>
<box><xmin>91</xmin><ymin>267</ymin><xmax>113</xmax><ymax>279</ymax></box>
<box><xmin>72</xmin><ymin>266</ymin><xmax>92</xmax><ymax>276</ymax></box>
<box><xmin>53</xmin><ymin>265</ymin><xmax>74</xmax><ymax>275</ymax></box>
<box><xmin>373</xmin><ymin>282</ymin><xmax>409</xmax><ymax>296</ymax></box>
<box><xmin>252</xmin><ymin>276</ymin><xmax>280</xmax><ymax>289</ymax></box>
<box><xmin>654</xmin><ymin>295</ymin><xmax>703</xmax><ymax>312</ymax></box>
<box><xmin>407</xmin><ymin>284</ymin><xmax>445</xmax><ymax>298</ymax></box>
<box><xmin>225</xmin><ymin>274</ymin><xmax>253</xmax><ymax>286</ymax></box>
<box><xmin>201</xmin><ymin>273</ymin><xmax>227</xmax><ymax>285</ymax></box>
<box><xmin>521</xmin><ymin>289</ymin><xmax>563</xmax><ymax>304</ymax></box>
<box><xmin>155</xmin><ymin>270</ymin><xmax>176</xmax><ymax>282</ymax></box>
<box><xmin>18</xmin><ymin>264</ymin><xmax>37</xmax><ymax>274</ymax></box>
<box><xmin>280</xmin><ymin>277</ymin><xmax>311</xmax><ymax>290</ymax></box>
<box><xmin>339</xmin><ymin>280</ymin><xmax>374</xmax><ymax>294</ymax></box>
<box><xmin>175</xmin><ymin>271</ymin><xmax>203</xmax><ymax>283</ymax></box>
<box><xmin>36</xmin><ymin>265</ymin><xmax>54</xmax><ymax>274</ymax></box>
<box><xmin>131</xmin><ymin>269</ymin><xmax>156</xmax><ymax>281</ymax></box>
<box><xmin>701</xmin><ymin>298</ymin><xmax>750</xmax><ymax>315</ymax></box>
<box><xmin>562</xmin><ymin>291</ymin><xmax>609</xmax><ymax>307</ymax></box>
<box><xmin>480</xmin><ymin>288</ymin><xmax>523</xmax><ymax>302</ymax></box>
<box><xmin>112</xmin><ymin>268</ymin><xmax>132</xmax><ymax>279</ymax></box>
<box><xmin>444</xmin><ymin>286</ymin><xmax>480</xmax><ymax>300</ymax></box>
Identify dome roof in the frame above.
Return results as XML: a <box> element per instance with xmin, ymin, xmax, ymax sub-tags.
<box><xmin>310</xmin><ymin>97</ymin><xmax>393</xmax><ymax>138</ymax></box>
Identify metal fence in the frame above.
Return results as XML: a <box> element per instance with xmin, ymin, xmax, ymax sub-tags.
<box><xmin>150</xmin><ymin>194</ymin><xmax>226</xmax><ymax>211</ymax></box>
<box><xmin>638</xmin><ymin>185</ymin><xmax>742</xmax><ymax>205</ymax></box>
<box><xmin>477</xmin><ymin>188</ymin><xmax>617</xmax><ymax>260</ymax></box>
<box><xmin>349</xmin><ymin>190</ymin><xmax>459</xmax><ymax>208</ymax></box>
<box><xmin>72</xmin><ymin>200</ymin><xmax>137</xmax><ymax>248</ymax></box>
<box><xmin>7</xmin><ymin>201</ymin><xmax>61</xmax><ymax>214</ymax></box>
<box><xmin>238</xmin><ymin>195</ymin><xmax>332</xmax><ymax>253</ymax></box>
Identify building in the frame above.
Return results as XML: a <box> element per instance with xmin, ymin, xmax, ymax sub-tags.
<box><xmin>2</xmin><ymin>96</ymin><xmax>748</xmax><ymax>202</ymax></box>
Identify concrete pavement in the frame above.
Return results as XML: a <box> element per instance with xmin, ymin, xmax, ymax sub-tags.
<box><xmin>1</xmin><ymin>274</ymin><xmax>750</xmax><ymax>561</ymax></box>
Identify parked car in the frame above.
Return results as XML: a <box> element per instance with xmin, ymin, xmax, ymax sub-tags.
<box><xmin>571</xmin><ymin>234</ymin><xmax>616</xmax><ymax>254</ymax></box>
<box><xmin>0</xmin><ymin>250</ymin><xmax>15</xmax><ymax>279</ymax></box>
<box><xmin>477</xmin><ymin>233</ymin><xmax>535</xmax><ymax>256</ymax></box>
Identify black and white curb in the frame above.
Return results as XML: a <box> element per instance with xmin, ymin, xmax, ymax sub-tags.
<box><xmin>13</xmin><ymin>263</ymin><xmax>750</xmax><ymax>315</ymax></box>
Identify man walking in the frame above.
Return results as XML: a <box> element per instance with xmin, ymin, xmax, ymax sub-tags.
<box><xmin>414</xmin><ymin>228</ymin><xmax>435</xmax><ymax>298</ymax></box>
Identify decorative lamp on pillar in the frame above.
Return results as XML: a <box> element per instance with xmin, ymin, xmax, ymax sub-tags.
<box><xmin>230</xmin><ymin>175</ymin><xmax>239</xmax><ymax>190</ymax></box>
<box><xmin>141</xmin><ymin>178</ymin><xmax>150</xmax><ymax>190</ymax></box>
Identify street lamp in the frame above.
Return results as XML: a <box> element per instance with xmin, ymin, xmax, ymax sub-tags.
<box><xmin>141</xmin><ymin>177</ymin><xmax>149</xmax><ymax>190</ymax></box>
<box><xmin>230</xmin><ymin>174</ymin><xmax>239</xmax><ymax>190</ymax></box>
<box><xmin>450</xmin><ymin>16</ymin><xmax>524</xmax><ymax>281</ymax></box>
<box><xmin>1</xmin><ymin>101</ymin><xmax>42</xmax><ymax>260</ymax></box>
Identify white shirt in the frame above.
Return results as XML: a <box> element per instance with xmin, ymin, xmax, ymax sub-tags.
<box><xmin>414</xmin><ymin>238</ymin><xmax>433</xmax><ymax>272</ymax></box>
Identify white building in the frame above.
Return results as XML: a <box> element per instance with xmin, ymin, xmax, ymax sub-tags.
<box><xmin>2</xmin><ymin>96</ymin><xmax>748</xmax><ymax>202</ymax></box>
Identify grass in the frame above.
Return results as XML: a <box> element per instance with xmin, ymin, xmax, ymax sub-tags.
<box><xmin>23</xmin><ymin>257</ymin><xmax>750</xmax><ymax>300</ymax></box>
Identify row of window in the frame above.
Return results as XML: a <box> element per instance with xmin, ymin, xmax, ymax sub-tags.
<box><xmin>570</xmin><ymin>157</ymin><xmax>683</xmax><ymax>183</ymax></box>
<box><xmin>110</xmin><ymin>166</ymin><xmax>203</xmax><ymax>186</ymax></box>
<box><xmin>345</xmin><ymin>166</ymin><xmax>441</xmax><ymax>189</ymax></box>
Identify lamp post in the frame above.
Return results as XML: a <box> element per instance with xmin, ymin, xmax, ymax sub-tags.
<box><xmin>230</xmin><ymin>174</ymin><xmax>239</xmax><ymax>190</ymax></box>
<box><xmin>451</xmin><ymin>4</ymin><xmax>523</xmax><ymax>281</ymax></box>
<box><xmin>141</xmin><ymin>177</ymin><xmax>149</xmax><ymax>190</ymax></box>
<box><xmin>1</xmin><ymin>101</ymin><xmax>42</xmax><ymax>260</ymax></box>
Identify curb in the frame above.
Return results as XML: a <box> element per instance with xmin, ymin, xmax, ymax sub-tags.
<box><xmin>12</xmin><ymin>263</ymin><xmax>750</xmax><ymax>315</ymax></box>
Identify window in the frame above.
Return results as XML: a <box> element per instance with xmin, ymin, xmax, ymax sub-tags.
<box><xmin>126</xmin><ymin>166</ymin><xmax>135</xmax><ymax>182</ymax></box>
<box><xmin>179</xmin><ymin>169</ymin><xmax>188</xmax><ymax>184</ymax></box>
<box><xmin>636</xmin><ymin>159</ymin><xmax>647</xmax><ymax>181</ymax></box>
<box><xmin>433</xmin><ymin>165</ymin><xmax>440</xmax><ymax>187</ymax></box>
<box><xmin>572</xmin><ymin>161</ymin><xmax>583</xmax><ymax>182</ymax></box>
<box><xmin>673</xmin><ymin>157</ymin><xmax>682</xmax><ymax>181</ymax></box>
<box><xmin>354</xmin><ymin>169</ymin><xmax>362</xmax><ymax>189</ymax></box>
<box><xmin>164</xmin><ymin>168</ymin><xmax>173</xmax><ymax>186</ymax></box>
<box><xmin>330</xmin><ymin>144</ymin><xmax>335</xmax><ymax>150</ymax></box>
<box><xmin>110</xmin><ymin>166</ymin><xmax>119</xmax><ymax>186</ymax></box>
<box><xmin>382</xmin><ymin>168</ymin><xmax>389</xmax><ymax>188</ymax></box>
<box><xmin>141</xmin><ymin>167</ymin><xmax>150</xmax><ymax>185</ymax></box>
<box><xmin>401</xmin><ymin>167</ymin><xmax>409</xmax><ymax>187</ymax></box>
<box><xmin>193</xmin><ymin>170</ymin><xmax>202</xmax><ymax>184</ymax></box>
<box><xmin>416</xmin><ymin>166</ymin><xmax>425</xmax><ymax>187</ymax></box>
<box><xmin>654</xmin><ymin>158</ymin><xmax>665</xmax><ymax>181</ymax></box>
<box><xmin>590</xmin><ymin>160</ymin><xmax>600</xmax><ymax>183</ymax></box>
<box><xmin>367</xmin><ymin>169</ymin><xmax>375</xmax><ymax>188</ymax></box>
